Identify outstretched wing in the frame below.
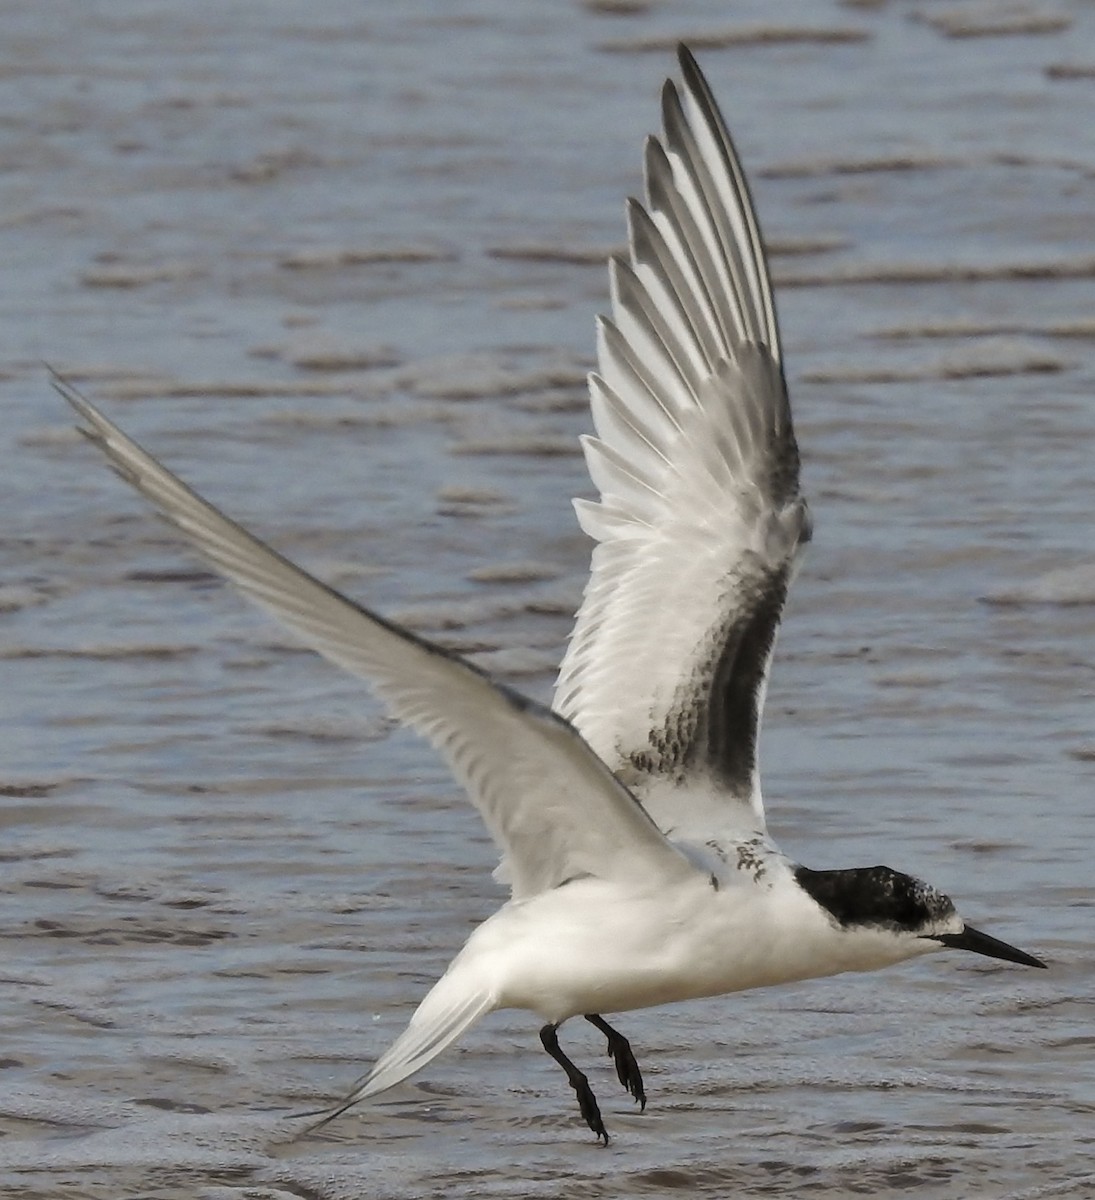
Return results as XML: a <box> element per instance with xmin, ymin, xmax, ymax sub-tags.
<box><xmin>554</xmin><ymin>47</ymin><xmax>810</xmax><ymax>843</ymax></box>
<box><xmin>56</xmin><ymin>377</ymin><xmax>700</xmax><ymax>902</ymax></box>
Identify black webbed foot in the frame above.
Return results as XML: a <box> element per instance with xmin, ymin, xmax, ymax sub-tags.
<box><xmin>539</xmin><ymin>1023</ymin><xmax>610</xmax><ymax>1144</ymax></box>
<box><xmin>585</xmin><ymin>1013</ymin><xmax>646</xmax><ymax>1110</ymax></box>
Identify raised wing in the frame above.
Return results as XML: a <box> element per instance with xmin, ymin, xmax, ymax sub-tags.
<box><xmin>56</xmin><ymin>377</ymin><xmax>700</xmax><ymax>902</ymax></box>
<box><xmin>554</xmin><ymin>47</ymin><xmax>810</xmax><ymax>842</ymax></box>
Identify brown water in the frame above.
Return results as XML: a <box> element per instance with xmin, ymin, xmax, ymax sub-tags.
<box><xmin>2</xmin><ymin>1</ymin><xmax>1094</xmax><ymax>1196</ymax></box>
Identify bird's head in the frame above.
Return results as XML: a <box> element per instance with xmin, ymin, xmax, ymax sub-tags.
<box><xmin>794</xmin><ymin>864</ymin><xmax>1046</xmax><ymax>969</ymax></box>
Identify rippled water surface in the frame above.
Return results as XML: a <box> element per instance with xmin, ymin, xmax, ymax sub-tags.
<box><xmin>3</xmin><ymin>2</ymin><xmax>1094</xmax><ymax>1197</ymax></box>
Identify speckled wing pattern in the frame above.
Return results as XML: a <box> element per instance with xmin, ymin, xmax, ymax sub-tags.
<box><xmin>54</xmin><ymin>375</ymin><xmax>700</xmax><ymax>903</ymax></box>
<box><xmin>554</xmin><ymin>47</ymin><xmax>810</xmax><ymax>843</ymax></box>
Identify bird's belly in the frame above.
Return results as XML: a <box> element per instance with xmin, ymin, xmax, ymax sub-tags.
<box><xmin>480</xmin><ymin>877</ymin><xmax>829</xmax><ymax>1023</ymax></box>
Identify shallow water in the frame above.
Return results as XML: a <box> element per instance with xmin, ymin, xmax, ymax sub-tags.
<box><xmin>2</xmin><ymin>1</ymin><xmax>1094</xmax><ymax>1197</ymax></box>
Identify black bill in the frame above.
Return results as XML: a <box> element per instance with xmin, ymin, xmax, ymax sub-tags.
<box><xmin>934</xmin><ymin>925</ymin><xmax>1046</xmax><ymax>969</ymax></box>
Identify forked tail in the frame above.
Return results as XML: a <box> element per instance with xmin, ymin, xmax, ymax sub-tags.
<box><xmin>299</xmin><ymin>965</ymin><xmax>496</xmax><ymax>1133</ymax></box>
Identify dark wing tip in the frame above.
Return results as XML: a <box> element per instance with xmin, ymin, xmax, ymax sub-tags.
<box><xmin>49</xmin><ymin>370</ymin><xmax>104</xmax><ymax>445</ymax></box>
<box><xmin>677</xmin><ymin>44</ymin><xmax>710</xmax><ymax>107</ymax></box>
<box><xmin>677</xmin><ymin>43</ymin><xmax>699</xmax><ymax>76</ymax></box>
<box><xmin>660</xmin><ymin>74</ymin><xmax>680</xmax><ymax>119</ymax></box>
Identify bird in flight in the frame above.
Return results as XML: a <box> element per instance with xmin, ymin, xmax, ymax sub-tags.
<box><xmin>56</xmin><ymin>44</ymin><xmax>1045</xmax><ymax>1145</ymax></box>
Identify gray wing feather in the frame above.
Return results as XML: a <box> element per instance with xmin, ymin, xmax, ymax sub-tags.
<box><xmin>55</xmin><ymin>375</ymin><xmax>699</xmax><ymax>901</ymax></box>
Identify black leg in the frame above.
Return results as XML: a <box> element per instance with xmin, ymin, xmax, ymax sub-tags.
<box><xmin>539</xmin><ymin>1023</ymin><xmax>609</xmax><ymax>1145</ymax></box>
<box><xmin>585</xmin><ymin>1013</ymin><xmax>646</xmax><ymax>1111</ymax></box>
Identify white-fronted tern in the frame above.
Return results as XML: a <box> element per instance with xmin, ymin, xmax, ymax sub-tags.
<box><xmin>56</xmin><ymin>45</ymin><xmax>1045</xmax><ymax>1145</ymax></box>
